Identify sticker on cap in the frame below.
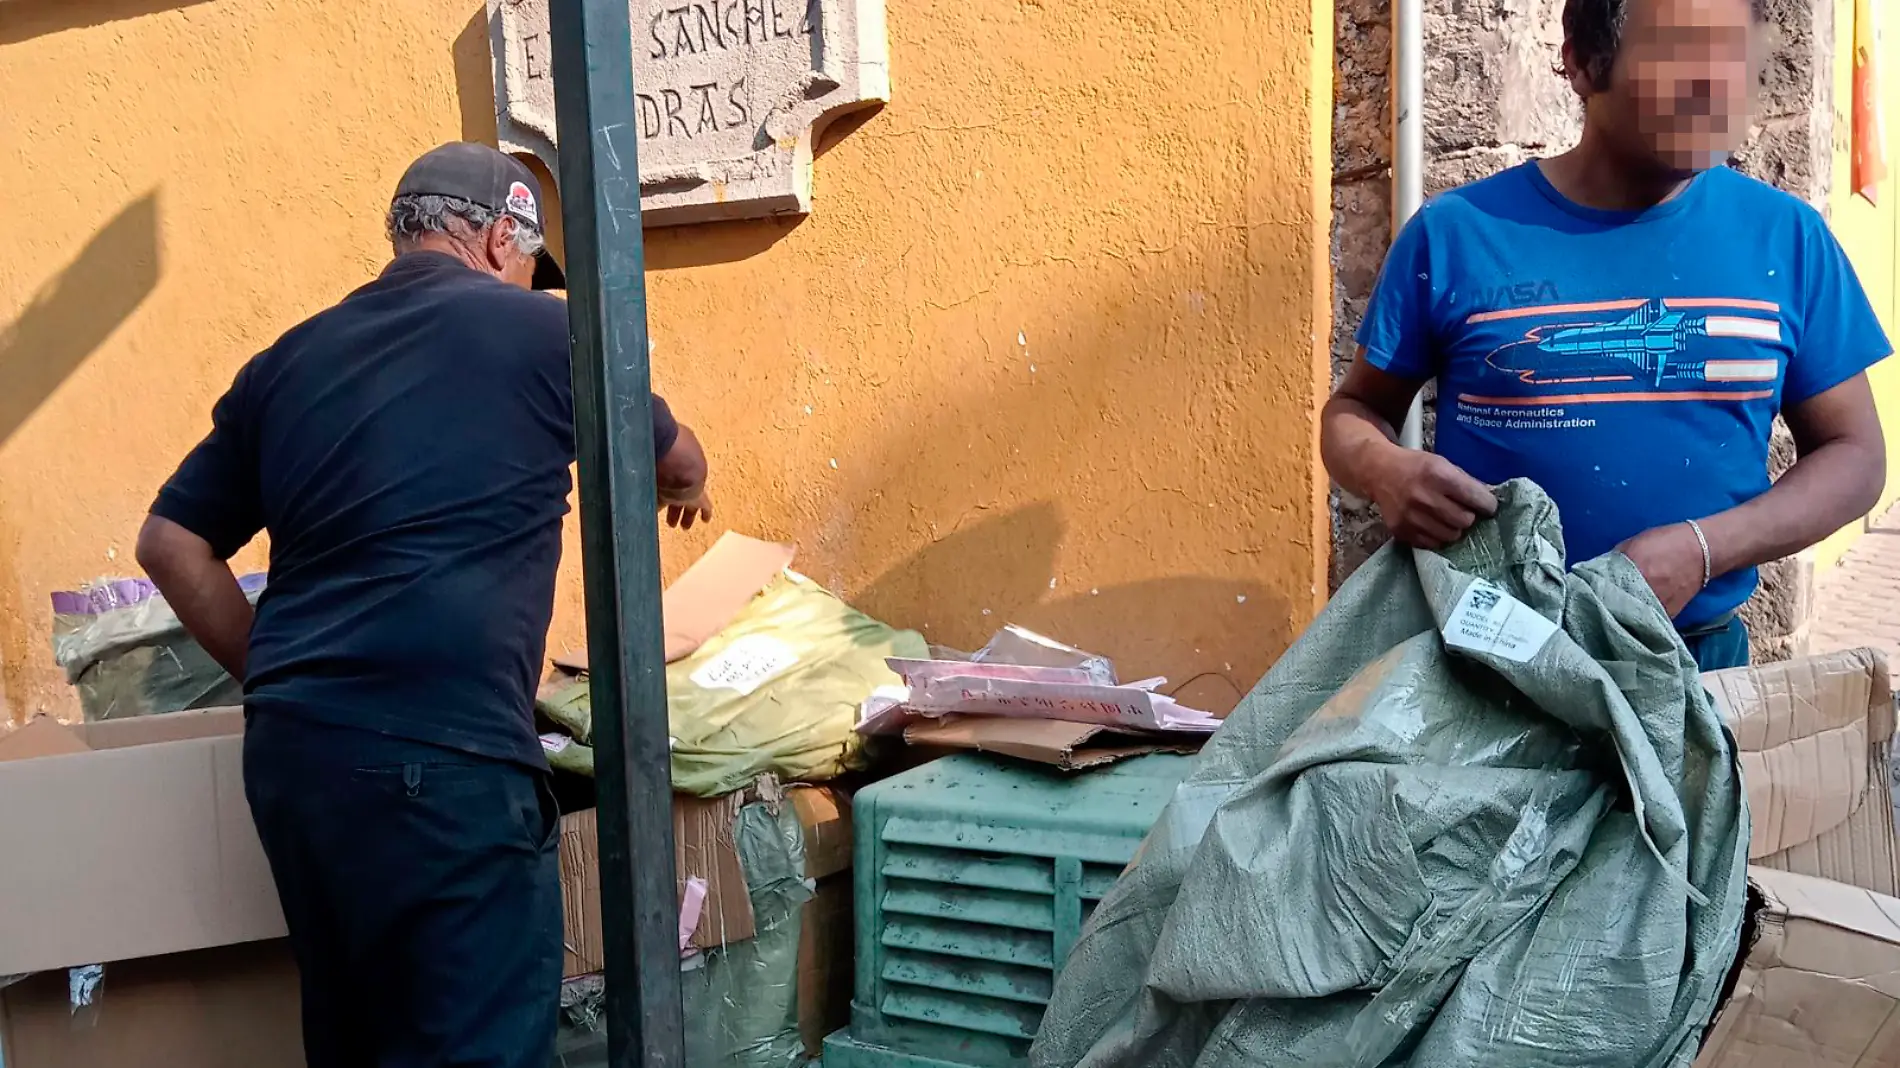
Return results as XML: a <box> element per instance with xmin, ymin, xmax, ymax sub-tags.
<box><xmin>506</xmin><ymin>181</ymin><xmax>538</xmax><ymax>220</ymax></box>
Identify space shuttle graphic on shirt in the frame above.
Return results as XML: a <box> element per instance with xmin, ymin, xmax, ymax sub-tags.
<box><xmin>1483</xmin><ymin>298</ymin><xmax>1782</xmax><ymax>387</ymax></box>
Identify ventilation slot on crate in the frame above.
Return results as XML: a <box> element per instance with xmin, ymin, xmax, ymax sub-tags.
<box><xmin>824</xmin><ymin>753</ymin><xmax>1193</xmax><ymax>1068</ymax></box>
<box><xmin>878</xmin><ymin>843</ymin><xmax>1060</xmax><ymax>1054</ymax></box>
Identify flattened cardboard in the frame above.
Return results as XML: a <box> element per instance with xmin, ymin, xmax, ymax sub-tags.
<box><xmin>0</xmin><ymin>717</ymin><xmax>92</xmax><ymax>763</ymax></box>
<box><xmin>797</xmin><ymin>873</ymin><xmax>853</xmax><ymax>1057</ymax></box>
<box><xmin>790</xmin><ymin>785</ymin><xmax>852</xmax><ymax>881</ymax></box>
<box><xmin>0</xmin><ymin>709</ymin><xmax>285</xmax><ymax>977</ymax></box>
<box><xmin>558</xmin><ymin>793</ymin><xmax>755</xmax><ymax>977</ymax></box>
<box><xmin>73</xmin><ymin>707</ymin><xmax>248</xmax><ymax>750</ymax></box>
<box><xmin>1695</xmin><ymin>867</ymin><xmax>1900</xmax><ymax>1068</ymax></box>
<box><xmin>553</xmin><ymin>532</ymin><xmax>795</xmax><ymax>671</ymax></box>
<box><xmin>1705</xmin><ymin>648</ymin><xmax>1899</xmax><ymax>895</ymax></box>
<box><xmin>0</xmin><ymin>940</ymin><xmax>303</xmax><ymax>1068</ymax></box>
<box><xmin>904</xmin><ymin>715</ymin><xmax>1203</xmax><ymax>770</ymax></box>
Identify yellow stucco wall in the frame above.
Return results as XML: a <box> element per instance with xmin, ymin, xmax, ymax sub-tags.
<box><xmin>1817</xmin><ymin>0</ymin><xmax>1900</xmax><ymax>566</ymax></box>
<box><xmin>0</xmin><ymin>0</ymin><xmax>1333</xmax><ymax>721</ymax></box>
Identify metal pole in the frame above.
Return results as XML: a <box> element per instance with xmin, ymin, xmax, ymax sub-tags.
<box><xmin>1393</xmin><ymin>0</ymin><xmax>1426</xmax><ymax>450</ymax></box>
<box><xmin>545</xmin><ymin>2</ymin><xmax>684</xmax><ymax>1067</ymax></box>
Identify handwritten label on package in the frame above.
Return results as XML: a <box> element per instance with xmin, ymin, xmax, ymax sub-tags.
<box><xmin>1443</xmin><ymin>579</ymin><xmax>1557</xmax><ymax>663</ymax></box>
<box><xmin>690</xmin><ymin>634</ymin><xmax>799</xmax><ymax>696</ymax></box>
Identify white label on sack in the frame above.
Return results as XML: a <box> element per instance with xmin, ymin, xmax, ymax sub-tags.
<box><xmin>1443</xmin><ymin>579</ymin><xmax>1557</xmax><ymax>663</ymax></box>
<box><xmin>690</xmin><ymin>634</ymin><xmax>799</xmax><ymax>696</ymax></box>
<box><xmin>539</xmin><ymin>732</ymin><xmax>572</xmax><ymax>754</ymax></box>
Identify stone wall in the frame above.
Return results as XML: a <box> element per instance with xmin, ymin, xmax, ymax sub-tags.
<box><xmin>1329</xmin><ymin>0</ymin><xmax>1575</xmax><ymax>586</ymax></box>
<box><xmin>1328</xmin><ymin>0</ymin><xmax>1835</xmax><ymax>662</ymax></box>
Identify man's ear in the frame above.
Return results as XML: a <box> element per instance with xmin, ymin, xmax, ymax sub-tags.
<box><xmin>484</xmin><ymin>220</ymin><xmax>515</xmax><ymax>273</ymax></box>
<box><xmin>1559</xmin><ymin>41</ymin><xmax>1596</xmax><ymax>99</ymax></box>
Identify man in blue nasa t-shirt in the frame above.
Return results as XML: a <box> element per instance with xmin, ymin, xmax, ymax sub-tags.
<box><xmin>1323</xmin><ymin>0</ymin><xmax>1891</xmax><ymax>671</ymax></box>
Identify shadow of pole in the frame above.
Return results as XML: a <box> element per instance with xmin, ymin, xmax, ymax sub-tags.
<box><xmin>0</xmin><ymin>0</ymin><xmax>213</xmax><ymax>47</ymax></box>
<box><xmin>0</xmin><ymin>191</ymin><xmax>163</xmax><ymax>445</ymax></box>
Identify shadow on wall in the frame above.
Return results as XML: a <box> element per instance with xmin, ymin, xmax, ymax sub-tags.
<box><xmin>442</xmin><ymin>2</ymin><xmax>1303</xmax><ymax>709</ymax></box>
<box><xmin>853</xmin><ymin>504</ymin><xmax>1266</xmax><ymax>713</ymax></box>
<box><xmin>802</xmin><ymin>226</ymin><xmax>1304</xmax><ymax>712</ymax></box>
<box><xmin>0</xmin><ymin>191</ymin><xmax>162</xmax><ymax>445</ymax></box>
<box><xmin>0</xmin><ymin>0</ymin><xmax>212</xmax><ymax>46</ymax></box>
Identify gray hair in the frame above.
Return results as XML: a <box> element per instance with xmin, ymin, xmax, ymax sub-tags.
<box><xmin>386</xmin><ymin>194</ymin><xmax>545</xmax><ymax>257</ymax></box>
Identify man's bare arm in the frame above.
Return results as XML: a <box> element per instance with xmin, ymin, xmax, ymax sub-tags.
<box><xmin>1621</xmin><ymin>374</ymin><xmax>1886</xmax><ymax>617</ymax></box>
<box><xmin>1322</xmin><ymin>353</ymin><xmax>1498</xmax><ymax>549</ymax></box>
<box><xmin>1705</xmin><ymin>374</ymin><xmax>1886</xmax><ymax>573</ymax></box>
<box><xmin>657</xmin><ymin>422</ymin><xmax>712</xmax><ymax>530</ymax></box>
<box><xmin>134</xmin><ymin>515</ymin><xmax>255</xmax><ymax>680</ymax></box>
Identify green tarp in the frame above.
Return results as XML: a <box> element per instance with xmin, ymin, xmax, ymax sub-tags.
<box><xmin>1031</xmin><ymin>481</ymin><xmax>1749</xmax><ymax>1068</ymax></box>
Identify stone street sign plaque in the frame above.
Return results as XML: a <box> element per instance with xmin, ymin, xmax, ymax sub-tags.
<box><xmin>489</xmin><ymin>0</ymin><xmax>888</xmax><ymax>227</ymax></box>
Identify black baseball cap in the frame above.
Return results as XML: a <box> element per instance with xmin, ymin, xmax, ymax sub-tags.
<box><xmin>394</xmin><ymin>142</ymin><xmax>566</xmax><ymax>290</ymax></box>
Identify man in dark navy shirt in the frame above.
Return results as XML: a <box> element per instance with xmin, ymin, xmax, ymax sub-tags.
<box><xmin>136</xmin><ymin>142</ymin><xmax>709</xmax><ymax>1068</ymax></box>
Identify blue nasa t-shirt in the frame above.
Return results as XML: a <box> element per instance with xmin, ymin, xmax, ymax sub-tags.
<box><xmin>1358</xmin><ymin>163</ymin><xmax>1890</xmax><ymax>628</ymax></box>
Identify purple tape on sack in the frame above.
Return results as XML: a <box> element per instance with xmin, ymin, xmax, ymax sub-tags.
<box><xmin>51</xmin><ymin>573</ymin><xmax>265</xmax><ymax>615</ymax></box>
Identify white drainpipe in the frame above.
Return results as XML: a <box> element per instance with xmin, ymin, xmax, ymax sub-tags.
<box><xmin>1393</xmin><ymin>0</ymin><xmax>1426</xmax><ymax>449</ymax></box>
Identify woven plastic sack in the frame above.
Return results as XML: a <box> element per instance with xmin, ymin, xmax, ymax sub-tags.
<box><xmin>534</xmin><ymin>571</ymin><xmax>925</xmax><ymax>795</ymax></box>
<box><xmin>1031</xmin><ymin>480</ymin><xmax>1748</xmax><ymax>1068</ymax></box>
<box><xmin>547</xmin><ymin>797</ymin><xmax>814</xmax><ymax>1068</ymax></box>
<box><xmin>51</xmin><ymin>575</ymin><xmax>266</xmax><ymax>721</ymax></box>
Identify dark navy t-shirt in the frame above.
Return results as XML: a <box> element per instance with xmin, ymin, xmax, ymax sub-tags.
<box><xmin>1358</xmin><ymin>163</ymin><xmax>1891</xmax><ymax>627</ymax></box>
<box><xmin>152</xmin><ymin>252</ymin><xmax>679</xmax><ymax>766</ymax></box>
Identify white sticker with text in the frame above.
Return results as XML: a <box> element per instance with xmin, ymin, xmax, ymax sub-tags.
<box><xmin>690</xmin><ymin>634</ymin><xmax>800</xmax><ymax>696</ymax></box>
<box><xmin>1443</xmin><ymin>579</ymin><xmax>1557</xmax><ymax>663</ymax></box>
<box><xmin>539</xmin><ymin>732</ymin><xmax>572</xmax><ymax>754</ymax></box>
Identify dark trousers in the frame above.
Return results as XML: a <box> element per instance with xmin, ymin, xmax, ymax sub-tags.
<box><xmin>243</xmin><ymin>711</ymin><xmax>563</xmax><ymax>1068</ymax></box>
<box><xmin>1683</xmin><ymin>614</ymin><xmax>1751</xmax><ymax>674</ymax></box>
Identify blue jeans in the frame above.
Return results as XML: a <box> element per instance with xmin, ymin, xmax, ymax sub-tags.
<box><xmin>1682</xmin><ymin>615</ymin><xmax>1750</xmax><ymax>673</ymax></box>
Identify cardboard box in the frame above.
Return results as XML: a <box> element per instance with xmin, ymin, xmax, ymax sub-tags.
<box><xmin>0</xmin><ymin>716</ymin><xmax>92</xmax><ymax>761</ymax></box>
<box><xmin>553</xmin><ymin>532</ymin><xmax>795</xmax><ymax>671</ymax></box>
<box><xmin>797</xmin><ymin>873</ymin><xmax>853</xmax><ymax>1056</ymax></box>
<box><xmin>558</xmin><ymin>793</ymin><xmax>756</xmax><ymax>976</ymax></box>
<box><xmin>791</xmin><ymin>784</ymin><xmax>853</xmax><ymax>880</ymax></box>
<box><xmin>557</xmin><ymin>783</ymin><xmax>851</xmax><ymax>976</ymax></box>
<box><xmin>0</xmin><ymin>940</ymin><xmax>303</xmax><ymax>1068</ymax></box>
<box><xmin>0</xmin><ymin>709</ymin><xmax>285</xmax><ymax>978</ymax></box>
<box><xmin>903</xmin><ymin>714</ymin><xmax>1204</xmax><ymax>770</ymax></box>
<box><xmin>1694</xmin><ymin>867</ymin><xmax>1900</xmax><ymax>1067</ymax></box>
<box><xmin>1705</xmin><ymin>647</ymin><xmax>1899</xmax><ymax>895</ymax></box>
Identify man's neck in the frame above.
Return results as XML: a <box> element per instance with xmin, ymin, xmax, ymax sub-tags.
<box><xmin>397</xmin><ymin>236</ymin><xmax>491</xmax><ymax>277</ymax></box>
<box><xmin>1538</xmin><ymin>131</ymin><xmax>1695</xmax><ymax>212</ymax></box>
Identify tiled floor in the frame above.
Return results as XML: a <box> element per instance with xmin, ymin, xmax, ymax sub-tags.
<box><xmin>1812</xmin><ymin>503</ymin><xmax>1900</xmax><ymax>659</ymax></box>
<box><xmin>1807</xmin><ymin>503</ymin><xmax>1900</xmax><ymax>828</ymax></box>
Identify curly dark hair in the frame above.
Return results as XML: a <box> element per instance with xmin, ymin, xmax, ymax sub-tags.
<box><xmin>1563</xmin><ymin>0</ymin><xmax>1768</xmax><ymax>89</ymax></box>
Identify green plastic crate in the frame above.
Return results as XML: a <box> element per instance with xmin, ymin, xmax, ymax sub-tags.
<box><xmin>822</xmin><ymin>752</ymin><xmax>1192</xmax><ymax>1068</ymax></box>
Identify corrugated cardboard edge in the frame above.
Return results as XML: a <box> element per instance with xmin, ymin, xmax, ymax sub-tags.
<box><xmin>559</xmin><ymin>792</ymin><xmax>757</xmax><ymax>977</ymax></box>
<box><xmin>553</xmin><ymin>532</ymin><xmax>795</xmax><ymax>672</ymax></box>
<box><xmin>797</xmin><ymin>873</ymin><xmax>852</xmax><ymax>1057</ymax></box>
<box><xmin>0</xmin><ymin>940</ymin><xmax>303</xmax><ymax>1068</ymax></box>
<box><xmin>790</xmin><ymin>786</ymin><xmax>852</xmax><ymax>881</ymax></box>
<box><xmin>0</xmin><ymin>718</ymin><xmax>92</xmax><ymax>762</ymax></box>
<box><xmin>902</xmin><ymin>715</ymin><xmax>1203</xmax><ymax>770</ymax></box>
<box><xmin>1705</xmin><ymin>647</ymin><xmax>1899</xmax><ymax>896</ymax></box>
<box><xmin>0</xmin><ymin>714</ymin><xmax>286</xmax><ymax>976</ymax></box>
<box><xmin>1693</xmin><ymin>867</ymin><xmax>1900</xmax><ymax>1067</ymax></box>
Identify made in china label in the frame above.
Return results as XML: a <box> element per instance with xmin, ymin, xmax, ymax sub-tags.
<box><xmin>1443</xmin><ymin>579</ymin><xmax>1557</xmax><ymax>663</ymax></box>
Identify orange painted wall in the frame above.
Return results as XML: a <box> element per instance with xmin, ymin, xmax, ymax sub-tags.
<box><xmin>1818</xmin><ymin>0</ymin><xmax>1900</xmax><ymax>566</ymax></box>
<box><xmin>0</xmin><ymin>0</ymin><xmax>1333</xmax><ymax>722</ymax></box>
